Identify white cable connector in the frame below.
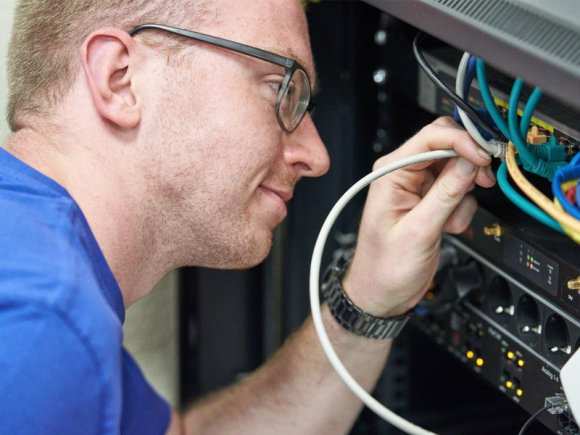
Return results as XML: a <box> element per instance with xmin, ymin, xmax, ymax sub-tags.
<box><xmin>561</xmin><ymin>347</ymin><xmax>580</xmax><ymax>421</ymax></box>
<box><xmin>310</xmin><ymin>149</ymin><xmax>458</xmax><ymax>435</ymax></box>
<box><xmin>455</xmin><ymin>52</ymin><xmax>506</xmax><ymax>159</ymax></box>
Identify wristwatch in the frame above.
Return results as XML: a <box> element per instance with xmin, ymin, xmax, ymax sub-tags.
<box><xmin>321</xmin><ymin>250</ymin><xmax>411</xmax><ymax>340</ymax></box>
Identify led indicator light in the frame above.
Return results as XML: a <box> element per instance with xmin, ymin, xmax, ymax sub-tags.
<box><xmin>517</xmin><ymin>359</ymin><xmax>525</xmax><ymax>368</ymax></box>
<box><xmin>516</xmin><ymin>389</ymin><xmax>523</xmax><ymax>397</ymax></box>
<box><xmin>476</xmin><ymin>358</ymin><xmax>484</xmax><ymax>367</ymax></box>
<box><xmin>506</xmin><ymin>380</ymin><xmax>513</xmax><ymax>389</ymax></box>
<box><xmin>466</xmin><ymin>350</ymin><xmax>475</xmax><ymax>359</ymax></box>
<box><xmin>506</xmin><ymin>351</ymin><xmax>515</xmax><ymax>360</ymax></box>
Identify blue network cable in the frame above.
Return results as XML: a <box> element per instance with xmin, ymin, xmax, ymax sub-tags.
<box><xmin>575</xmin><ymin>153</ymin><xmax>580</xmax><ymax>207</ymax></box>
<box><xmin>553</xmin><ymin>165</ymin><xmax>580</xmax><ymax>219</ymax></box>
<box><xmin>453</xmin><ymin>55</ymin><xmax>495</xmax><ymax>140</ymax></box>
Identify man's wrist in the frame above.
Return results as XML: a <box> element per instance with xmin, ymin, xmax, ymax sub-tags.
<box><xmin>321</xmin><ymin>250</ymin><xmax>412</xmax><ymax>340</ymax></box>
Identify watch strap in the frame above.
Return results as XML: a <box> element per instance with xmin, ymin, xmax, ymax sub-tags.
<box><xmin>321</xmin><ymin>250</ymin><xmax>411</xmax><ymax>340</ymax></box>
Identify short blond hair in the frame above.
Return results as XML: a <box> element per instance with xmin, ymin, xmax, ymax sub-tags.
<box><xmin>7</xmin><ymin>0</ymin><xmax>209</xmax><ymax>132</ymax></box>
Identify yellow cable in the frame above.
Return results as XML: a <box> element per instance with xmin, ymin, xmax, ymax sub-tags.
<box><xmin>555</xmin><ymin>180</ymin><xmax>579</xmax><ymax>242</ymax></box>
<box><xmin>554</xmin><ymin>199</ymin><xmax>580</xmax><ymax>243</ymax></box>
<box><xmin>505</xmin><ymin>142</ymin><xmax>580</xmax><ymax>236</ymax></box>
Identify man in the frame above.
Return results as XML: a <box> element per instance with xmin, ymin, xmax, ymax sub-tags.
<box><xmin>0</xmin><ymin>0</ymin><xmax>496</xmax><ymax>433</ymax></box>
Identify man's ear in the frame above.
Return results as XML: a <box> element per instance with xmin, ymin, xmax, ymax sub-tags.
<box><xmin>81</xmin><ymin>28</ymin><xmax>142</xmax><ymax>129</ymax></box>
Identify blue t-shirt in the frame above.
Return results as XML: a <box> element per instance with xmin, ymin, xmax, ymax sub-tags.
<box><xmin>0</xmin><ymin>148</ymin><xmax>171</xmax><ymax>434</ymax></box>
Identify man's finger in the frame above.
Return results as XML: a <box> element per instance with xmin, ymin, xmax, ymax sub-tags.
<box><xmin>442</xmin><ymin>195</ymin><xmax>478</xmax><ymax>234</ymax></box>
<box><xmin>406</xmin><ymin>157</ymin><xmax>477</xmax><ymax>238</ymax></box>
<box><xmin>391</xmin><ymin>123</ymin><xmax>492</xmax><ymax>168</ymax></box>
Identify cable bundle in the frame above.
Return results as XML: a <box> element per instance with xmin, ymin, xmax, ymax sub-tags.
<box><xmin>473</xmin><ymin>57</ymin><xmax>580</xmax><ymax>243</ymax></box>
<box><xmin>414</xmin><ymin>31</ymin><xmax>580</xmax><ymax>239</ymax></box>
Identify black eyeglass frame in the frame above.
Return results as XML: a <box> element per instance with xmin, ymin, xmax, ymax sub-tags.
<box><xmin>129</xmin><ymin>23</ymin><xmax>314</xmax><ymax>133</ymax></box>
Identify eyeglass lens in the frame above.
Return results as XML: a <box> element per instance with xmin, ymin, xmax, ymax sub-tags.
<box><xmin>278</xmin><ymin>68</ymin><xmax>311</xmax><ymax>132</ymax></box>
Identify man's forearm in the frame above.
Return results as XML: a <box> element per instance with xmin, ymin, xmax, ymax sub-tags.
<box><xmin>182</xmin><ymin>304</ymin><xmax>391</xmax><ymax>435</ymax></box>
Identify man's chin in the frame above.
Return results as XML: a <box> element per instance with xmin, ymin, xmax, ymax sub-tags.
<box><xmin>231</xmin><ymin>240</ymin><xmax>272</xmax><ymax>269</ymax></box>
<box><xmin>203</xmin><ymin>236</ymin><xmax>273</xmax><ymax>270</ymax></box>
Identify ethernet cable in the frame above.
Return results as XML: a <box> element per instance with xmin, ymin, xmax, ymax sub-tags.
<box><xmin>463</xmin><ymin>56</ymin><xmax>566</xmax><ymax>232</ymax></box>
<box><xmin>507</xmin><ymin>79</ymin><xmax>558</xmax><ymax>180</ymax></box>
<box><xmin>475</xmin><ymin>59</ymin><xmax>567</xmax><ymax>165</ymax></box>
<box><xmin>496</xmin><ymin>161</ymin><xmax>563</xmax><ymax>233</ymax></box>
<box><xmin>518</xmin><ymin>85</ymin><xmax>542</xmax><ymax>140</ymax></box>
<box><xmin>310</xmin><ymin>149</ymin><xmax>458</xmax><ymax>435</ymax></box>
<box><xmin>455</xmin><ymin>52</ymin><xmax>504</xmax><ymax>158</ymax></box>
<box><xmin>475</xmin><ymin>61</ymin><xmax>578</xmax><ymax>232</ymax></box>
<box><xmin>517</xmin><ymin>404</ymin><xmax>551</xmax><ymax>435</ymax></box>
<box><xmin>476</xmin><ymin>59</ymin><xmax>512</xmax><ymax>140</ymax></box>
<box><xmin>454</xmin><ymin>55</ymin><xmax>495</xmax><ymax>141</ymax></box>
<box><xmin>553</xmin><ymin>166</ymin><xmax>580</xmax><ymax>219</ymax></box>
<box><xmin>413</xmin><ymin>32</ymin><xmax>498</xmax><ymax>138</ymax></box>
<box><xmin>554</xmin><ymin>199</ymin><xmax>580</xmax><ymax>243</ymax></box>
<box><xmin>505</xmin><ymin>142</ymin><xmax>580</xmax><ymax>236</ymax></box>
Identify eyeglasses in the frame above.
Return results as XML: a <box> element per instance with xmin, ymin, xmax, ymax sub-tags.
<box><xmin>129</xmin><ymin>23</ymin><xmax>314</xmax><ymax>133</ymax></box>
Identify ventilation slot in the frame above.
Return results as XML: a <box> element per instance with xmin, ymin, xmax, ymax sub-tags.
<box><xmin>431</xmin><ymin>0</ymin><xmax>580</xmax><ymax>66</ymax></box>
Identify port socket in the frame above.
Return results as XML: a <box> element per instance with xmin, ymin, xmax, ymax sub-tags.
<box><xmin>487</xmin><ymin>276</ymin><xmax>514</xmax><ymax>326</ymax></box>
<box><xmin>516</xmin><ymin>295</ymin><xmax>541</xmax><ymax>345</ymax></box>
<box><xmin>559</xmin><ymin>413</ymin><xmax>570</xmax><ymax>430</ymax></box>
<box><xmin>544</xmin><ymin>314</ymin><xmax>572</xmax><ymax>364</ymax></box>
<box><xmin>558</xmin><ymin>413</ymin><xmax>579</xmax><ymax>435</ymax></box>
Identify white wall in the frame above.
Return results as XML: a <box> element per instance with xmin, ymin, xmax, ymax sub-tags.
<box><xmin>0</xmin><ymin>0</ymin><xmax>16</xmax><ymax>140</ymax></box>
<box><xmin>0</xmin><ymin>1</ymin><xmax>178</xmax><ymax>407</ymax></box>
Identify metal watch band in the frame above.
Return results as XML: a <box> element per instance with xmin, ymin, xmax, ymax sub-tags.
<box><xmin>321</xmin><ymin>251</ymin><xmax>411</xmax><ymax>340</ymax></box>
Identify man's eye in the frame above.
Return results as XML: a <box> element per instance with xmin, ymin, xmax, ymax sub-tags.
<box><xmin>285</xmin><ymin>82</ymin><xmax>296</xmax><ymax>99</ymax></box>
<box><xmin>269</xmin><ymin>81</ymin><xmax>284</xmax><ymax>95</ymax></box>
<box><xmin>268</xmin><ymin>81</ymin><xmax>295</xmax><ymax>100</ymax></box>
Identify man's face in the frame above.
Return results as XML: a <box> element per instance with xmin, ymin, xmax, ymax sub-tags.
<box><xmin>142</xmin><ymin>0</ymin><xmax>330</xmax><ymax>269</ymax></box>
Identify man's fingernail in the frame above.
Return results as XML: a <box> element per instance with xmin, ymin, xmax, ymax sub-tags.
<box><xmin>477</xmin><ymin>148</ymin><xmax>492</xmax><ymax>160</ymax></box>
<box><xmin>455</xmin><ymin>158</ymin><xmax>475</xmax><ymax>176</ymax></box>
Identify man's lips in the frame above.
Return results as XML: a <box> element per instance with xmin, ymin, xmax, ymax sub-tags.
<box><xmin>260</xmin><ymin>185</ymin><xmax>293</xmax><ymax>203</ymax></box>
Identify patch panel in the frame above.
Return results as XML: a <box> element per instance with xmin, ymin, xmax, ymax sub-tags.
<box><xmin>413</xmin><ymin>207</ymin><xmax>580</xmax><ymax>433</ymax></box>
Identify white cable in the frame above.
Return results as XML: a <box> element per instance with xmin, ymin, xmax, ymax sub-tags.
<box><xmin>310</xmin><ymin>149</ymin><xmax>458</xmax><ymax>435</ymax></box>
<box><xmin>456</xmin><ymin>52</ymin><xmax>505</xmax><ymax>159</ymax></box>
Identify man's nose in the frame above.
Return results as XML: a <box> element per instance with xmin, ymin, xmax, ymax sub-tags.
<box><xmin>283</xmin><ymin>114</ymin><xmax>330</xmax><ymax>178</ymax></box>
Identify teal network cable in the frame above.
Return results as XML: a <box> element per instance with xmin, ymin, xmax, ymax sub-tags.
<box><xmin>508</xmin><ymin>79</ymin><xmax>561</xmax><ymax>180</ymax></box>
<box><xmin>519</xmin><ymin>86</ymin><xmax>543</xmax><ymax>140</ymax></box>
<box><xmin>476</xmin><ymin>59</ymin><xmax>511</xmax><ymax>140</ymax></box>
<box><xmin>497</xmin><ymin>161</ymin><xmax>563</xmax><ymax>233</ymax></box>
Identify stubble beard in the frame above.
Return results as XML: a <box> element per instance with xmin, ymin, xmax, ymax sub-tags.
<box><xmin>163</xmin><ymin>198</ymin><xmax>275</xmax><ymax>270</ymax></box>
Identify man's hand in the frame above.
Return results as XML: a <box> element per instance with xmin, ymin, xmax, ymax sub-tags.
<box><xmin>343</xmin><ymin>117</ymin><xmax>496</xmax><ymax>317</ymax></box>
